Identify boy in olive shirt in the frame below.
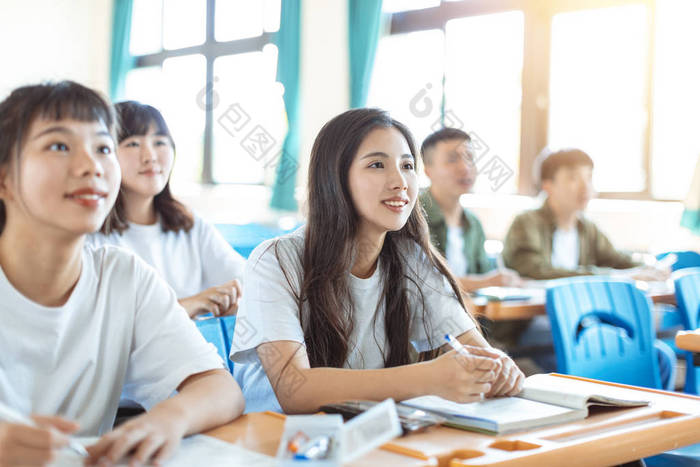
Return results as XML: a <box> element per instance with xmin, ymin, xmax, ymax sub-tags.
<box><xmin>420</xmin><ymin>128</ymin><xmax>521</xmax><ymax>292</ymax></box>
<box><xmin>503</xmin><ymin>149</ymin><xmax>667</xmax><ymax>281</ymax></box>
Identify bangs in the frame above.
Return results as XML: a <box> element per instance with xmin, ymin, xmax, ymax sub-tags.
<box><xmin>115</xmin><ymin>101</ymin><xmax>173</xmax><ymax>144</ymax></box>
<box><xmin>34</xmin><ymin>81</ymin><xmax>116</xmax><ymax>134</ymax></box>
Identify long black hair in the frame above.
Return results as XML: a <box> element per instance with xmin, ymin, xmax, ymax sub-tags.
<box><xmin>279</xmin><ymin>108</ymin><xmax>475</xmax><ymax>369</ymax></box>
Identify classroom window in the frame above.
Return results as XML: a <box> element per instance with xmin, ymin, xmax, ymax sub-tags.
<box><xmin>444</xmin><ymin>11</ymin><xmax>524</xmax><ymax>194</ymax></box>
<box><xmin>368</xmin><ymin>29</ymin><xmax>445</xmax><ymax>150</ymax></box>
<box><xmin>124</xmin><ymin>0</ymin><xmax>282</xmax><ymax>186</ymax></box>
<box><xmin>651</xmin><ymin>0</ymin><xmax>700</xmax><ymax>200</ymax></box>
<box><xmin>374</xmin><ymin>0</ymin><xmax>699</xmax><ymax>200</ymax></box>
<box><xmin>548</xmin><ymin>5</ymin><xmax>648</xmax><ymax>193</ymax></box>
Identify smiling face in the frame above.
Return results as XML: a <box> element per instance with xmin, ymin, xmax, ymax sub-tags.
<box><xmin>0</xmin><ymin>118</ymin><xmax>120</xmax><ymax>237</ymax></box>
<box><xmin>424</xmin><ymin>137</ymin><xmax>476</xmax><ymax>197</ymax></box>
<box><xmin>117</xmin><ymin>124</ymin><xmax>174</xmax><ymax>200</ymax></box>
<box><xmin>347</xmin><ymin>127</ymin><xmax>418</xmax><ymax>238</ymax></box>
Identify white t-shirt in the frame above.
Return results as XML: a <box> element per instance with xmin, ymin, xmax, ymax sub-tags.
<box><xmin>551</xmin><ymin>227</ymin><xmax>580</xmax><ymax>270</ymax></box>
<box><xmin>446</xmin><ymin>225</ymin><xmax>468</xmax><ymax>277</ymax></box>
<box><xmin>87</xmin><ymin>215</ymin><xmax>245</xmax><ymax>298</ymax></box>
<box><xmin>229</xmin><ymin>228</ymin><xmax>476</xmax><ymax>413</ymax></box>
<box><xmin>0</xmin><ymin>245</ymin><xmax>224</xmax><ymax>436</ymax></box>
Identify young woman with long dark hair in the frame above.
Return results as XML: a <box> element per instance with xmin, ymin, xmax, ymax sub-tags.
<box><xmin>89</xmin><ymin>101</ymin><xmax>244</xmax><ymax>318</ymax></box>
<box><xmin>230</xmin><ymin>108</ymin><xmax>523</xmax><ymax>413</ymax></box>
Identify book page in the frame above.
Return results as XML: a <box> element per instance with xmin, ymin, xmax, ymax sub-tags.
<box><xmin>52</xmin><ymin>434</ymin><xmax>276</xmax><ymax>467</ymax></box>
<box><xmin>521</xmin><ymin>374</ymin><xmax>650</xmax><ymax>410</ymax></box>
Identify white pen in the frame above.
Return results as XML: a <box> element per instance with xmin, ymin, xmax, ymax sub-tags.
<box><xmin>444</xmin><ymin>334</ymin><xmax>485</xmax><ymax>401</ymax></box>
<box><xmin>0</xmin><ymin>401</ymin><xmax>88</xmax><ymax>457</ymax></box>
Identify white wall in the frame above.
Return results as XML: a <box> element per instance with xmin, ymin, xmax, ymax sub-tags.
<box><xmin>0</xmin><ymin>0</ymin><xmax>112</xmax><ymax>98</ymax></box>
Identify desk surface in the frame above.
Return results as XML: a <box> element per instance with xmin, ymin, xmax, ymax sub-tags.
<box><xmin>205</xmin><ymin>374</ymin><xmax>700</xmax><ymax>466</ymax></box>
<box><xmin>470</xmin><ymin>290</ymin><xmax>676</xmax><ymax>321</ymax></box>
<box><xmin>676</xmin><ymin>330</ymin><xmax>700</xmax><ymax>353</ymax></box>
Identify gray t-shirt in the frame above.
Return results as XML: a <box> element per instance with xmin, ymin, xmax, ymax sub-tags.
<box><xmin>229</xmin><ymin>228</ymin><xmax>475</xmax><ymax>412</ymax></box>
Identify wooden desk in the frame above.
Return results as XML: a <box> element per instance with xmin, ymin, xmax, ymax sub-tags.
<box><xmin>676</xmin><ymin>330</ymin><xmax>700</xmax><ymax>353</ymax></box>
<box><xmin>204</xmin><ymin>411</ymin><xmax>437</xmax><ymax>466</ymax></box>
<box><xmin>204</xmin><ymin>374</ymin><xmax>700</xmax><ymax>466</ymax></box>
<box><xmin>471</xmin><ymin>291</ymin><xmax>676</xmax><ymax>321</ymax></box>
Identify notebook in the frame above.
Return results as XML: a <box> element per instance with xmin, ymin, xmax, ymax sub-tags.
<box><xmin>400</xmin><ymin>374</ymin><xmax>650</xmax><ymax>435</ymax></box>
<box><xmin>473</xmin><ymin>286</ymin><xmax>545</xmax><ymax>302</ymax></box>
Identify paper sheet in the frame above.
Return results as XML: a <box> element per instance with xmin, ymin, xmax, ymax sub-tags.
<box><xmin>52</xmin><ymin>434</ymin><xmax>276</xmax><ymax>467</ymax></box>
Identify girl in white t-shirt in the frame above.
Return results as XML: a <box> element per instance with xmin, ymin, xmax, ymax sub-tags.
<box><xmin>88</xmin><ymin>101</ymin><xmax>245</xmax><ymax>318</ymax></box>
<box><xmin>0</xmin><ymin>81</ymin><xmax>244</xmax><ymax>466</ymax></box>
<box><xmin>230</xmin><ymin>108</ymin><xmax>524</xmax><ymax>413</ymax></box>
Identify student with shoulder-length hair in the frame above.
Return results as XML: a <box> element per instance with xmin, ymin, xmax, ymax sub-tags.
<box><xmin>88</xmin><ymin>101</ymin><xmax>244</xmax><ymax>318</ymax></box>
<box><xmin>0</xmin><ymin>81</ymin><xmax>244</xmax><ymax>465</ymax></box>
<box><xmin>230</xmin><ymin>108</ymin><xmax>524</xmax><ymax>414</ymax></box>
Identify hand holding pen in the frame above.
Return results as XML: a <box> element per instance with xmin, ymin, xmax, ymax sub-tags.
<box><xmin>422</xmin><ymin>335</ymin><xmax>499</xmax><ymax>403</ymax></box>
<box><xmin>0</xmin><ymin>401</ymin><xmax>87</xmax><ymax>464</ymax></box>
<box><xmin>445</xmin><ymin>335</ymin><xmax>525</xmax><ymax>398</ymax></box>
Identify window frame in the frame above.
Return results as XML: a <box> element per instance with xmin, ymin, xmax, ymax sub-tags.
<box><xmin>388</xmin><ymin>0</ymin><xmax>657</xmax><ymax>199</ymax></box>
<box><xmin>130</xmin><ymin>0</ymin><xmax>277</xmax><ymax>184</ymax></box>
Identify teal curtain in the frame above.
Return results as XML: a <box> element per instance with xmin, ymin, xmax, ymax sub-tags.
<box><xmin>681</xmin><ymin>155</ymin><xmax>700</xmax><ymax>235</ymax></box>
<box><xmin>348</xmin><ymin>0</ymin><xmax>384</xmax><ymax>108</ymax></box>
<box><xmin>270</xmin><ymin>0</ymin><xmax>302</xmax><ymax>211</ymax></box>
<box><xmin>109</xmin><ymin>0</ymin><xmax>135</xmax><ymax>101</ymax></box>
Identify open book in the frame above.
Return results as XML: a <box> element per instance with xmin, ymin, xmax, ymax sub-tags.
<box><xmin>400</xmin><ymin>374</ymin><xmax>650</xmax><ymax>435</ymax></box>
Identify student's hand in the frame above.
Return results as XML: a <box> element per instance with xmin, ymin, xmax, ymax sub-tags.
<box><xmin>178</xmin><ymin>279</ymin><xmax>242</xmax><ymax>318</ymax></box>
<box><xmin>86</xmin><ymin>408</ymin><xmax>187</xmax><ymax>467</ymax></box>
<box><xmin>484</xmin><ymin>269</ymin><xmax>523</xmax><ymax>288</ymax></box>
<box><xmin>0</xmin><ymin>416</ymin><xmax>79</xmax><ymax>467</ymax></box>
<box><xmin>631</xmin><ymin>265</ymin><xmax>671</xmax><ymax>282</ymax></box>
<box><xmin>465</xmin><ymin>346</ymin><xmax>525</xmax><ymax>397</ymax></box>
<box><xmin>425</xmin><ymin>347</ymin><xmax>501</xmax><ymax>403</ymax></box>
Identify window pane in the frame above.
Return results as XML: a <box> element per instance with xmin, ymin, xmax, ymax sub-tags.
<box><xmin>382</xmin><ymin>0</ymin><xmax>439</xmax><ymax>13</ymax></box>
<box><xmin>163</xmin><ymin>0</ymin><xmax>206</xmax><ymax>50</ymax></box>
<box><xmin>215</xmin><ymin>0</ymin><xmax>263</xmax><ymax>41</ymax></box>
<box><xmin>445</xmin><ymin>11</ymin><xmax>524</xmax><ymax>194</ymax></box>
<box><xmin>652</xmin><ymin>0</ymin><xmax>700</xmax><ymax>200</ymax></box>
<box><xmin>129</xmin><ymin>0</ymin><xmax>163</xmax><ymax>55</ymax></box>
<box><xmin>549</xmin><ymin>5</ymin><xmax>648</xmax><ymax>193</ymax></box>
<box><xmin>264</xmin><ymin>0</ymin><xmax>281</xmax><ymax>33</ymax></box>
<box><xmin>124</xmin><ymin>66</ymin><xmax>163</xmax><ymax>106</ymax></box>
<box><xmin>368</xmin><ymin>29</ymin><xmax>445</xmax><ymax>156</ymax></box>
<box><xmin>212</xmin><ymin>45</ymin><xmax>286</xmax><ymax>184</ymax></box>
<box><xmin>162</xmin><ymin>54</ymin><xmax>206</xmax><ymax>184</ymax></box>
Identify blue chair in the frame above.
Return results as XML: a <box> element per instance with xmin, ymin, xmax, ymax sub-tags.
<box><xmin>657</xmin><ymin>251</ymin><xmax>700</xmax><ymax>271</ymax></box>
<box><xmin>195</xmin><ymin>318</ymin><xmax>229</xmax><ymax>370</ymax></box>
<box><xmin>545</xmin><ymin>276</ymin><xmax>675</xmax><ymax>390</ymax></box>
<box><xmin>673</xmin><ymin>268</ymin><xmax>700</xmax><ymax>394</ymax></box>
<box><xmin>215</xmin><ymin>223</ymin><xmax>299</xmax><ymax>258</ymax></box>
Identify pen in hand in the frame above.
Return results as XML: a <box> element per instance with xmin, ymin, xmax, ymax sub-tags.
<box><xmin>0</xmin><ymin>401</ymin><xmax>88</xmax><ymax>457</ymax></box>
<box><xmin>444</xmin><ymin>334</ymin><xmax>495</xmax><ymax>401</ymax></box>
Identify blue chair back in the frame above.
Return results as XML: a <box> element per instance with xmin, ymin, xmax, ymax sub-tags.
<box><xmin>546</xmin><ymin>276</ymin><xmax>662</xmax><ymax>389</ymax></box>
<box><xmin>674</xmin><ymin>268</ymin><xmax>700</xmax><ymax>394</ymax></box>
<box><xmin>195</xmin><ymin>318</ymin><xmax>229</xmax><ymax>371</ymax></box>
<box><xmin>657</xmin><ymin>251</ymin><xmax>700</xmax><ymax>271</ymax></box>
<box><xmin>220</xmin><ymin>315</ymin><xmax>237</xmax><ymax>372</ymax></box>
<box><xmin>215</xmin><ymin>223</ymin><xmax>299</xmax><ymax>258</ymax></box>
